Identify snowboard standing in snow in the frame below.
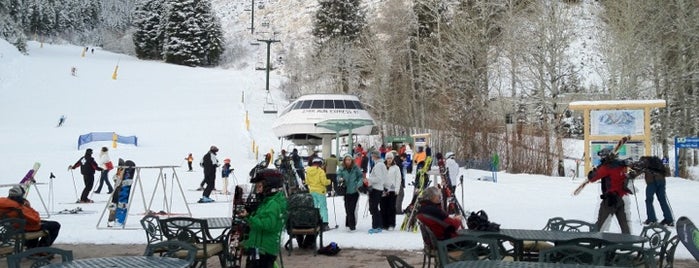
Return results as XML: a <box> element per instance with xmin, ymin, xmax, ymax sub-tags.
<box><xmin>108</xmin><ymin>159</ymin><xmax>136</xmax><ymax>227</ymax></box>
<box><xmin>677</xmin><ymin>216</ymin><xmax>699</xmax><ymax>262</ymax></box>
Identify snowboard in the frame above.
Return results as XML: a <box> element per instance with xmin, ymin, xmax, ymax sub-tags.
<box><xmin>677</xmin><ymin>216</ymin><xmax>699</xmax><ymax>262</ymax></box>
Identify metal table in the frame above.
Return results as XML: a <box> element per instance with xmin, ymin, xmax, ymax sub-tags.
<box><xmin>41</xmin><ymin>256</ymin><xmax>190</xmax><ymax>268</ymax></box>
<box><xmin>206</xmin><ymin>217</ymin><xmax>233</xmax><ymax>229</ymax></box>
<box><xmin>444</xmin><ymin>260</ymin><xmax>610</xmax><ymax>268</ymax></box>
<box><xmin>458</xmin><ymin>229</ymin><xmax>647</xmax><ymax>244</ymax></box>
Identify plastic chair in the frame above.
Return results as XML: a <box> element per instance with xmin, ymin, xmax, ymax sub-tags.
<box><xmin>659</xmin><ymin>235</ymin><xmax>680</xmax><ymax>268</ymax></box>
<box><xmin>144</xmin><ymin>240</ymin><xmax>197</xmax><ymax>265</ymax></box>
<box><xmin>436</xmin><ymin>236</ymin><xmax>501</xmax><ymax>265</ymax></box>
<box><xmin>0</xmin><ymin>218</ymin><xmax>25</xmax><ymax>258</ymax></box>
<box><xmin>386</xmin><ymin>255</ymin><xmax>415</xmax><ymax>268</ymax></box>
<box><xmin>6</xmin><ymin>246</ymin><xmax>73</xmax><ymax>268</ymax></box>
<box><xmin>539</xmin><ymin>245</ymin><xmax>604</xmax><ymax>265</ymax></box>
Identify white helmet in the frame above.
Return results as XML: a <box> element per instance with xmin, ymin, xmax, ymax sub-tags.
<box><xmin>445</xmin><ymin>152</ymin><xmax>455</xmax><ymax>159</ymax></box>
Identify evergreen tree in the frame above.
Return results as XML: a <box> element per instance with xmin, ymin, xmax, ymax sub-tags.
<box><xmin>194</xmin><ymin>0</ymin><xmax>224</xmax><ymax>66</ymax></box>
<box><xmin>132</xmin><ymin>0</ymin><xmax>164</xmax><ymax>59</ymax></box>
<box><xmin>0</xmin><ymin>0</ymin><xmax>27</xmax><ymax>52</ymax></box>
<box><xmin>162</xmin><ymin>0</ymin><xmax>202</xmax><ymax>66</ymax></box>
<box><xmin>312</xmin><ymin>0</ymin><xmax>366</xmax><ymax>44</ymax></box>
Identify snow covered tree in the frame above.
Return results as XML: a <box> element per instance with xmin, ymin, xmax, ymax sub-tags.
<box><xmin>313</xmin><ymin>0</ymin><xmax>366</xmax><ymax>44</ymax></box>
<box><xmin>0</xmin><ymin>0</ymin><xmax>27</xmax><ymax>52</ymax></box>
<box><xmin>194</xmin><ymin>0</ymin><xmax>224</xmax><ymax>66</ymax></box>
<box><xmin>132</xmin><ymin>0</ymin><xmax>164</xmax><ymax>59</ymax></box>
<box><xmin>162</xmin><ymin>0</ymin><xmax>202</xmax><ymax>66</ymax></box>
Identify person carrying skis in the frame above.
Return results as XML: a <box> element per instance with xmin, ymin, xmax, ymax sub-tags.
<box><xmin>221</xmin><ymin>158</ymin><xmax>233</xmax><ymax>195</ymax></box>
<box><xmin>185</xmin><ymin>153</ymin><xmax>194</xmax><ymax>172</ymax></box>
<box><xmin>367</xmin><ymin>151</ymin><xmax>387</xmax><ymax>234</ymax></box>
<box><xmin>306</xmin><ymin>158</ymin><xmax>332</xmax><ymax>231</ymax></box>
<box><xmin>381</xmin><ymin>152</ymin><xmax>400</xmax><ymax>230</ymax></box>
<box><xmin>290</xmin><ymin>149</ymin><xmax>305</xmax><ymax>184</ymax></box>
<box><xmin>445</xmin><ymin>152</ymin><xmax>460</xmax><ymax>193</ymax></box>
<box><xmin>199</xmin><ymin>146</ymin><xmax>220</xmax><ymax>203</ymax></box>
<box><xmin>0</xmin><ymin>185</ymin><xmax>61</xmax><ymax>247</ymax></box>
<box><xmin>417</xmin><ymin>186</ymin><xmax>463</xmax><ymax>240</ymax></box>
<box><xmin>69</xmin><ymin>148</ymin><xmax>103</xmax><ymax>203</ymax></box>
<box><xmin>338</xmin><ymin>154</ymin><xmax>363</xmax><ymax>231</ymax></box>
<box><xmin>239</xmin><ymin>169</ymin><xmax>287</xmax><ymax>268</ymax></box>
<box><xmin>324</xmin><ymin>154</ymin><xmax>339</xmax><ymax>196</ymax></box>
<box><xmin>587</xmin><ymin>148</ymin><xmax>632</xmax><ymax>234</ymax></box>
<box><xmin>94</xmin><ymin>147</ymin><xmax>114</xmax><ymax>194</ymax></box>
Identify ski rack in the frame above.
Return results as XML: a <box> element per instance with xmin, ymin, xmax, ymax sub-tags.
<box><xmin>0</xmin><ymin>182</ymin><xmax>51</xmax><ymax>218</ymax></box>
<box><xmin>96</xmin><ymin>165</ymin><xmax>191</xmax><ymax>230</ymax></box>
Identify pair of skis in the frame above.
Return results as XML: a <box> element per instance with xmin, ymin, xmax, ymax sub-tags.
<box><xmin>573</xmin><ymin>136</ymin><xmax>630</xmax><ymax>196</ymax></box>
<box><xmin>400</xmin><ymin>156</ymin><xmax>433</xmax><ymax>232</ymax></box>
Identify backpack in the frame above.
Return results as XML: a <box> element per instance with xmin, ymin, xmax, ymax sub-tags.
<box><xmin>466</xmin><ymin>210</ymin><xmax>500</xmax><ymax>232</ymax></box>
<box><xmin>317</xmin><ymin>242</ymin><xmax>341</xmax><ymax>256</ymax></box>
<box><xmin>287</xmin><ymin>193</ymin><xmax>319</xmax><ymax>228</ymax></box>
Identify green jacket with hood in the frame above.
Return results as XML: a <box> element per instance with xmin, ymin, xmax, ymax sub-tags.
<box><xmin>243</xmin><ymin>191</ymin><xmax>287</xmax><ymax>255</ymax></box>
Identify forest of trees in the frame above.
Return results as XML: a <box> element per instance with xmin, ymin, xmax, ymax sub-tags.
<box><xmin>282</xmin><ymin>0</ymin><xmax>699</xmax><ymax>176</ymax></box>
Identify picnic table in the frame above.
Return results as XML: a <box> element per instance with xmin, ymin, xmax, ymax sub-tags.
<box><xmin>41</xmin><ymin>256</ymin><xmax>190</xmax><ymax>268</ymax></box>
<box><xmin>444</xmin><ymin>260</ymin><xmax>610</xmax><ymax>268</ymax></box>
<box><xmin>458</xmin><ymin>229</ymin><xmax>647</xmax><ymax>244</ymax></box>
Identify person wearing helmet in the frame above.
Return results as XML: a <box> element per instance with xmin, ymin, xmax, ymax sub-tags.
<box><xmin>239</xmin><ymin>169</ymin><xmax>287</xmax><ymax>268</ymax></box>
<box><xmin>587</xmin><ymin>147</ymin><xmax>632</xmax><ymax>234</ymax></box>
<box><xmin>338</xmin><ymin>154</ymin><xmax>363</xmax><ymax>231</ymax></box>
<box><xmin>306</xmin><ymin>158</ymin><xmax>332</xmax><ymax>231</ymax></box>
<box><xmin>69</xmin><ymin>148</ymin><xmax>103</xmax><ymax>203</ymax></box>
<box><xmin>198</xmin><ymin>146</ymin><xmax>220</xmax><ymax>203</ymax></box>
<box><xmin>221</xmin><ymin>158</ymin><xmax>233</xmax><ymax>195</ymax></box>
<box><xmin>445</xmin><ymin>152</ymin><xmax>459</xmax><ymax>193</ymax></box>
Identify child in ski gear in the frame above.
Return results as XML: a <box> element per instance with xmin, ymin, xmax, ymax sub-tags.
<box><xmin>240</xmin><ymin>169</ymin><xmax>287</xmax><ymax>268</ymax></box>
<box><xmin>70</xmin><ymin>148</ymin><xmax>103</xmax><ymax>203</ymax></box>
<box><xmin>0</xmin><ymin>185</ymin><xmax>61</xmax><ymax>247</ymax></box>
<box><xmin>338</xmin><ymin>154</ymin><xmax>363</xmax><ymax>231</ymax></box>
<box><xmin>587</xmin><ymin>148</ymin><xmax>631</xmax><ymax>234</ymax></box>
<box><xmin>324</xmin><ymin>154</ymin><xmax>339</xmax><ymax>196</ymax></box>
<box><xmin>417</xmin><ymin>186</ymin><xmax>462</xmax><ymax>240</ymax></box>
<box><xmin>381</xmin><ymin>152</ymin><xmax>400</xmax><ymax>230</ymax></box>
<box><xmin>94</xmin><ymin>147</ymin><xmax>114</xmax><ymax>194</ymax></box>
<box><xmin>199</xmin><ymin>146</ymin><xmax>220</xmax><ymax>203</ymax></box>
<box><xmin>630</xmin><ymin>156</ymin><xmax>674</xmax><ymax>226</ymax></box>
<box><xmin>306</xmin><ymin>158</ymin><xmax>331</xmax><ymax>231</ymax></box>
<box><xmin>291</xmin><ymin>149</ymin><xmax>305</xmax><ymax>183</ymax></box>
<box><xmin>185</xmin><ymin>153</ymin><xmax>194</xmax><ymax>172</ymax></box>
<box><xmin>367</xmin><ymin>151</ymin><xmax>387</xmax><ymax>233</ymax></box>
<box><xmin>445</xmin><ymin>152</ymin><xmax>459</xmax><ymax>193</ymax></box>
<box><xmin>221</xmin><ymin>158</ymin><xmax>233</xmax><ymax>195</ymax></box>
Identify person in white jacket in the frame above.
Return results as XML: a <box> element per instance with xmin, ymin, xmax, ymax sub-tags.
<box><xmin>367</xmin><ymin>151</ymin><xmax>387</xmax><ymax>234</ymax></box>
<box><xmin>381</xmin><ymin>152</ymin><xmax>401</xmax><ymax>230</ymax></box>
<box><xmin>94</xmin><ymin>147</ymin><xmax>114</xmax><ymax>194</ymax></box>
<box><xmin>445</xmin><ymin>152</ymin><xmax>460</xmax><ymax>193</ymax></box>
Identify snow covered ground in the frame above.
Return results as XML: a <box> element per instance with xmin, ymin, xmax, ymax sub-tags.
<box><xmin>1</xmin><ymin>40</ymin><xmax>698</xmax><ymax>260</ymax></box>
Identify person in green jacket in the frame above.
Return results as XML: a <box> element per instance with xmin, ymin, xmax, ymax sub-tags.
<box><xmin>239</xmin><ymin>168</ymin><xmax>287</xmax><ymax>268</ymax></box>
<box><xmin>306</xmin><ymin>158</ymin><xmax>331</xmax><ymax>231</ymax></box>
<box><xmin>337</xmin><ymin>154</ymin><xmax>363</xmax><ymax>231</ymax></box>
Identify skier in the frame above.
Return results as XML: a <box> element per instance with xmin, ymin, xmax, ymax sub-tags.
<box><xmin>381</xmin><ymin>152</ymin><xmax>400</xmax><ymax>230</ymax></box>
<box><xmin>338</xmin><ymin>154</ymin><xmax>363</xmax><ymax>231</ymax></box>
<box><xmin>0</xmin><ymin>185</ymin><xmax>61</xmax><ymax>247</ymax></box>
<box><xmin>199</xmin><ymin>146</ymin><xmax>220</xmax><ymax>203</ymax></box>
<box><xmin>185</xmin><ymin>153</ymin><xmax>194</xmax><ymax>172</ymax></box>
<box><xmin>324</xmin><ymin>154</ymin><xmax>339</xmax><ymax>196</ymax></box>
<box><xmin>306</xmin><ymin>158</ymin><xmax>331</xmax><ymax>231</ymax></box>
<box><xmin>587</xmin><ymin>148</ymin><xmax>632</xmax><ymax>234</ymax></box>
<box><xmin>69</xmin><ymin>148</ymin><xmax>103</xmax><ymax>203</ymax></box>
<box><xmin>239</xmin><ymin>169</ymin><xmax>287</xmax><ymax>268</ymax></box>
<box><xmin>630</xmin><ymin>156</ymin><xmax>674</xmax><ymax>226</ymax></box>
<box><xmin>290</xmin><ymin>149</ymin><xmax>305</xmax><ymax>183</ymax></box>
<box><xmin>221</xmin><ymin>158</ymin><xmax>233</xmax><ymax>195</ymax></box>
<box><xmin>57</xmin><ymin>115</ymin><xmax>66</xmax><ymax>127</ymax></box>
<box><xmin>445</xmin><ymin>152</ymin><xmax>460</xmax><ymax>193</ymax></box>
<box><xmin>366</xmin><ymin>151</ymin><xmax>387</xmax><ymax>234</ymax></box>
<box><xmin>417</xmin><ymin>186</ymin><xmax>463</xmax><ymax>240</ymax></box>
<box><xmin>94</xmin><ymin>147</ymin><xmax>114</xmax><ymax>194</ymax></box>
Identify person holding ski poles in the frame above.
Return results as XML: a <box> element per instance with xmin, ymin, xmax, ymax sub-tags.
<box><xmin>367</xmin><ymin>151</ymin><xmax>387</xmax><ymax>234</ymax></box>
<box><xmin>306</xmin><ymin>158</ymin><xmax>332</xmax><ymax>231</ymax></box>
<box><xmin>69</xmin><ymin>148</ymin><xmax>103</xmax><ymax>203</ymax></box>
<box><xmin>338</xmin><ymin>154</ymin><xmax>363</xmax><ymax>231</ymax></box>
<box><xmin>94</xmin><ymin>147</ymin><xmax>114</xmax><ymax>194</ymax></box>
<box><xmin>185</xmin><ymin>153</ymin><xmax>194</xmax><ymax>172</ymax></box>
<box><xmin>586</xmin><ymin>148</ymin><xmax>632</xmax><ymax>234</ymax></box>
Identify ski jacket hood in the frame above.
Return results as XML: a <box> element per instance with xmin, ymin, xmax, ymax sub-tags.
<box><xmin>306</xmin><ymin>166</ymin><xmax>331</xmax><ymax>194</ymax></box>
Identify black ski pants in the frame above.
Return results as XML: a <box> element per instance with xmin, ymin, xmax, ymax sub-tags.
<box><xmin>595</xmin><ymin>194</ymin><xmax>630</xmax><ymax>234</ymax></box>
<box><xmin>26</xmin><ymin>220</ymin><xmax>61</xmax><ymax>247</ymax></box>
<box><xmin>187</xmin><ymin>161</ymin><xmax>193</xmax><ymax>171</ymax></box>
<box><xmin>380</xmin><ymin>191</ymin><xmax>397</xmax><ymax>229</ymax></box>
<box><xmin>81</xmin><ymin>174</ymin><xmax>95</xmax><ymax>202</ymax></box>
<box><xmin>245</xmin><ymin>250</ymin><xmax>276</xmax><ymax>268</ymax></box>
<box><xmin>344</xmin><ymin>192</ymin><xmax>359</xmax><ymax>229</ymax></box>
<box><xmin>369</xmin><ymin>189</ymin><xmax>383</xmax><ymax>229</ymax></box>
<box><xmin>202</xmin><ymin>171</ymin><xmax>216</xmax><ymax>198</ymax></box>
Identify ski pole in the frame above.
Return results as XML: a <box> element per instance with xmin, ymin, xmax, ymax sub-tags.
<box><xmin>363</xmin><ymin>198</ymin><xmax>369</xmax><ymax>218</ymax></box>
<box><xmin>69</xmin><ymin>169</ymin><xmax>79</xmax><ymax>202</ymax></box>
<box><xmin>632</xmin><ymin>180</ymin><xmax>642</xmax><ymax>225</ymax></box>
<box><xmin>460</xmin><ymin>175</ymin><xmax>464</xmax><ymax>209</ymax></box>
<box><xmin>331</xmin><ymin>194</ymin><xmax>339</xmax><ymax>228</ymax></box>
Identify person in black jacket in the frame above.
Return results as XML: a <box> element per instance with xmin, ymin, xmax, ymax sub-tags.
<box><xmin>199</xmin><ymin>146</ymin><xmax>220</xmax><ymax>203</ymax></box>
<box><xmin>291</xmin><ymin>149</ymin><xmax>305</xmax><ymax>183</ymax></box>
<box><xmin>69</xmin><ymin>148</ymin><xmax>102</xmax><ymax>203</ymax></box>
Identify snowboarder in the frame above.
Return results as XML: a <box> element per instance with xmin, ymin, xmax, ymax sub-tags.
<box><xmin>306</xmin><ymin>158</ymin><xmax>331</xmax><ymax>231</ymax></box>
<box><xmin>367</xmin><ymin>151</ymin><xmax>387</xmax><ymax>234</ymax></box>
<box><xmin>324</xmin><ymin>154</ymin><xmax>339</xmax><ymax>196</ymax></box>
<box><xmin>69</xmin><ymin>148</ymin><xmax>103</xmax><ymax>203</ymax></box>
<box><xmin>94</xmin><ymin>147</ymin><xmax>114</xmax><ymax>194</ymax></box>
<box><xmin>0</xmin><ymin>185</ymin><xmax>61</xmax><ymax>247</ymax></box>
<box><xmin>185</xmin><ymin>153</ymin><xmax>194</xmax><ymax>172</ymax></box>
<box><xmin>290</xmin><ymin>149</ymin><xmax>305</xmax><ymax>183</ymax></box>
<box><xmin>57</xmin><ymin>115</ymin><xmax>66</xmax><ymax>127</ymax></box>
<box><xmin>338</xmin><ymin>154</ymin><xmax>363</xmax><ymax>231</ymax></box>
<box><xmin>199</xmin><ymin>146</ymin><xmax>220</xmax><ymax>203</ymax></box>
<box><xmin>221</xmin><ymin>158</ymin><xmax>233</xmax><ymax>195</ymax></box>
<box><xmin>381</xmin><ymin>152</ymin><xmax>400</xmax><ymax>230</ymax></box>
<box><xmin>587</xmin><ymin>148</ymin><xmax>632</xmax><ymax>234</ymax></box>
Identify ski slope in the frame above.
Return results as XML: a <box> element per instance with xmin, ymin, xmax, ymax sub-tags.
<box><xmin>1</xmin><ymin>40</ymin><xmax>698</xmax><ymax>260</ymax></box>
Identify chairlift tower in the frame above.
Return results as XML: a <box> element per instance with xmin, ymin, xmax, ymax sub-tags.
<box><xmin>258</xmin><ymin>38</ymin><xmax>280</xmax><ymax>113</ymax></box>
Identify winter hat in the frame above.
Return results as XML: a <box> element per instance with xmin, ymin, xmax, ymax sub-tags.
<box><xmin>85</xmin><ymin>148</ymin><xmax>93</xmax><ymax>156</ymax></box>
<box><xmin>385</xmin><ymin>152</ymin><xmax>395</xmax><ymax>160</ymax></box>
<box><xmin>8</xmin><ymin>185</ymin><xmax>25</xmax><ymax>198</ymax></box>
<box><xmin>224</xmin><ymin>158</ymin><xmax>231</xmax><ymax>164</ymax></box>
<box><xmin>210</xmin><ymin>145</ymin><xmax>219</xmax><ymax>153</ymax></box>
<box><xmin>445</xmin><ymin>152</ymin><xmax>455</xmax><ymax>159</ymax></box>
<box><xmin>281</xmin><ymin>149</ymin><xmax>287</xmax><ymax>155</ymax></box>
<box><xmin>312</xmin><ymin>158</ymin><xmax>324</xmax><ymax>165</ymax></box>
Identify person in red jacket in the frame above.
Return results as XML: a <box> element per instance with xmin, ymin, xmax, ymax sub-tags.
<box><xmin>587</xmin><ymin>148</ymin><xmax>632</xmax><ymax>234</ymax></box>
<box><xmin>417</xmin><ymin>186</ymin><xmax>463</xmax><ymax>240</ymax></box>
<box><xmin>0</xmin><ymin>185</ymin><xmax>61</xmax><ymax>247</ymax></box>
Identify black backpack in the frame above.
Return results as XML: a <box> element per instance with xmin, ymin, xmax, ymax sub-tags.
<box><xmin>287</xmin><ymin>193</ymin><xmax>320</xmax><ymax>228</ymax></box>
<box><xmin>467</xmin><ymin>210</ymin><xmax>500</xmax><ymax>232</ymax></box>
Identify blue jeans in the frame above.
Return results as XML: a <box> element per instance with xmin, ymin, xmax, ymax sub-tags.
<box><xmin>645</xmin><ymin>179</ymin><xmax>673</xmax><ymax>222</ymax></box>
<box><xmin>95</xmin><ymin>170</ymin><xmax>113</xmax><ymax>193</ymax></box>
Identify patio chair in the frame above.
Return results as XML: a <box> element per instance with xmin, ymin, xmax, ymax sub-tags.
<box><xmin>159</xmin><ymin>217</ymin><xmax>228</xmax><ymax>268</ymax></box>
<box><xmin>6</xmin><ymin>246</ymin><xmax>73</xmax><ymax>268</ymax></box>
<box><xmin>559</xmin><ymin>237</ymin><xmax>610</xmax><ymax>250</ymax></box>
<box><xmin>639</xmin><ymin>224</ymin><xmax>671</xmax><ymax>260</ymax></box>
<box><xmin>417</xmin><ymin>222</ymin><xmax>439</xmax><ymax>268</ymax></box>
<box><xmin>478</xmin><ymin>233</ymin><xmax>522</xmax><ymax>261</ymax></box>
<box><xmin>539</xmin><ymin>245</ymin><xmax>604</xmax><ymax>265</ymax></box>
<box><xmin>556</xmin><ymin>219</ymin><xmax>598</xmax><ymax>232</ymax></box>
<box><xmin>386</xmin><ymin>255</ymin><xmax>415</xmax><ymax>268</ymax></box>
<box><xmin>144</xmin><ymin>240</ymin><xmax>197</xmax><ymax>265</ymax></box>
<box><xmin>659</xmin><ymin>235</ymin><xmax>680</xmax><ymax>268</ymax></box>
<box><xmin>285</xmin><ymin>206</ymin><xmax>323</xmax><ymax>256</ymax></box>
<box><xmin>140</xmin><ymin>215</ymin><xmax>164</xmax><ymax>249</ymax></box>
<box><xmin>522</xmin><ymin>217</ymin><xmax>564</xmax><ymax>261</ymax></box>
<box><xmin>0</xmin><ymin>218</ymin><xmax>25</xmax><ymax>257</ymax></box>
<box><xmin>436</xmin><ymin>236</ymin><xmax>501</xmax><ymax>265</ymax></box>
<box><xmin>603</xmin><ymin>244</ymin><xmax>656</xmax><ymax>268</ymax></box>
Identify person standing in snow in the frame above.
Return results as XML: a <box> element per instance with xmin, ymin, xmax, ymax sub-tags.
<box><xmin>199</xmin><ymin>146</ymin><xmax>220</xmax><ymax>203</ymax></box>
<box><xmin>395</xmin><ymin>153</ymin><xmax>409</xmax><ymax>214</ymax></box>
<box><xmin>290</xmin><ymin>149</ymin><xmax>305</xmax><ymax>183</ymax></box>
<box><xmin>366</xmin><ymin>151</ymin><xmax>387</xmax><ymax>234</ymax></box>
<box><xmin>338</xmin><ymin>154</ymin><xmax>363</xmax><ymax>231</ymax></box>
<box><xmin>94</xmin><ymin>147</ymin><xmax>114</xmax><ymax>194</ymax></box>
<box><xmin>324</xmin><ymin>154</ymin><xmax>339</xmax><ymax>196</ymax></box>
<box><xmin>381</xmin><ymin>152</ymin><xmax>400</xmax><ymax>230</ymax></box>
<box><xmin>185</xmin><ymin>153</ymin><xmax>194</xmax><ymax>172</ymax></box>
<box><xmin>221</xmin><ymin>158</ymin><xmax>233</xmax><ymax>195</ymax></box>
<box><xmin>69</xmin><ymin>148</ymin><xmax>103</xmax><ymax>203</ymax></box>
<box><xmin>445</xmin><ymin>152</ymin><xmax>460</xmax><ymax>193</ymax></box>
<box><xmin>306</xmin><ymin>158</ymin><xmax>332</xmax><ymax>231</ymax></box>
<box><xmin>586</xmin><ymin>148</ymin><xmax>632</xmax><ymax>234</ymax></box>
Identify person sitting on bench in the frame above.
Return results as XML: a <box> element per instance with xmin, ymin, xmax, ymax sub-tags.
<box><xmin>0</xmin><ymin>185</ymin><xmax>61</xmax><ymax>247</ymax></box>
